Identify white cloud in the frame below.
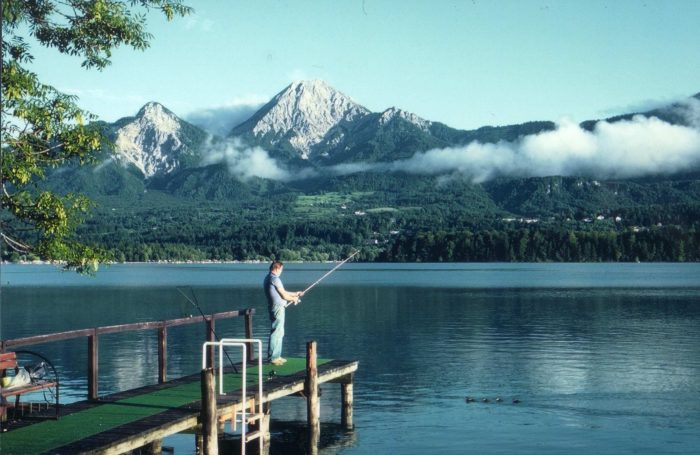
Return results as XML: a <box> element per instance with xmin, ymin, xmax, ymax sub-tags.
<box><xmin>185</xmin><ymin>96</ymin><xmax>267</xmax><ymax>137</ymax></box>
<box><xmin>328</xmin><ymin>114</ymin><xmax>700</xmax><ymax>182</ymax></box>
<box><xmin>183</xmin><ymin>15</ymin><xmax>215</xmax><ymax>32</ymax></box>
<box><xmin>388</xmin><ymin>140</ymin><xmax>518</xmax><ymax>182</ymax></box>
<box><xmin>677</xmin><ymin>98</ymin><xmax>700</xmax><ymax>128</ymax></box>
<box><xmin>201</xmin><ymin>137</ymin><xmax>315</xmax><ymax>182</ymax></box>
<box><xmin>93</xmin><ymin>157</ymin><xmax>116</xmax><ymax>173</ymax></box>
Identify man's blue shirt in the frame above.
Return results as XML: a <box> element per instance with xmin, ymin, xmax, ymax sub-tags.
<box><xmin>264</xmin><ymin>272</ymin><xmax>286</xmax><ymax>309</ymax></box>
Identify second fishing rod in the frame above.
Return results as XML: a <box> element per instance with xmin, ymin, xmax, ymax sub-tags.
<box><xmin>176</xmin><ymin>286</ymin><xmax>240</xmax><ymax>373</ymax></box>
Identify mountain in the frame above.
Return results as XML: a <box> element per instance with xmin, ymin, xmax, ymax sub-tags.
<box><xmin>45</xmin><ymin>83</ymin><xmax>700</xmax><ymax>202</ymax></box>
<box><xmin>43</xmin><ymin>102</ymin><xmax>211</xmax><ymax>198</ymax></box>
<box><xmin>110</xmin><ymin>102</ymin><xmax>208</xmax><ymax>179</ymax></box>
<box><xmin>229</xmin><ymin>80</ymin><xmax>370</xmax><ymax>162</ymax></box>
<box><xmin>228</xmin><ymin>81</ymin><xmax>486</xmax><ymax>165</ymax></box>
<box><xmin>311</xmin><ymin>107</ymin><xmax>452</xmax><ymax>164</ymax></box>
<box><xmin>53</xmin><ymin>83</ymin><xmax>700</xmax><ymax>194</ymax></box>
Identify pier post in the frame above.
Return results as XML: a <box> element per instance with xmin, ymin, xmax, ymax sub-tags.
<box><xmin>88</xmin><ymin>330</ymin><xmax>98</xmax><ymax>400</ymax></box>
<box><xmin>306</xmin><ymin>341</ymin><xmax>320</xmax><ymax>455</ymax></box>
<box><xmin>205</xmin><ymin>318</ymin><xmax>215</xmax><ymax>368</ymax></box>
<box><xmin>245</xmin><ymin>309</ymin><xmax>254</xmax><ymax>361</ymax></box>
<box><xmin>341</xmin><ymin>377</ymin><xmax>354</xmax><ymax>429</ymax></box>
<box><xmin>143</xmin><ymin>439</ymin><xmax>162</xmax><ymax>454</ymax></box>
<box><xmin>201</xmin><ymin>368</ymin><xmax>219</xmax><ymax>455</ymax></box>
<box><xmin>158</xmin><ymin>326</ymin><xmax>167</xmax><ymax>383</ymax></box>
<box><xmin>261</xmin><ymin>402</ymin><xmax>271</xmax><ymax>454</ymax></box>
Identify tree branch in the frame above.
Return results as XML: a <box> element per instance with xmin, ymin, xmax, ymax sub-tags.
<box><xmin>0</xmin><ymin>232</ymin><xmax>32</xmax><ymax>253</ymax></box>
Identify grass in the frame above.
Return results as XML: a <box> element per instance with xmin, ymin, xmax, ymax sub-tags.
<box><xmin>293</xmin><ymin>191</ymin><xmax>376</xmax><ymax>218</ymax></box>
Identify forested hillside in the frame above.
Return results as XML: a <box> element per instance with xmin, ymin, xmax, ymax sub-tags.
<box><xmin>19</xmin><ymin>171</ymin><xmax>695</xmax><ymax>264</ymax></box>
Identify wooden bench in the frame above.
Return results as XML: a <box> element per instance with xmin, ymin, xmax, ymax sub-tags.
<box><xmin>1</xmin><ymin>351</ymin><xmax>60</xmax><ymax>427</ymax></box>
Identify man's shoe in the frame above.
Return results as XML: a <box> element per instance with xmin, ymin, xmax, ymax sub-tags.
<box><xmin>270</xmin><ymin>358</ymin><xmax>285</xmax><ymax>366</ymax></box>
<box><xmin>278</xmin><ymin>357</ymin><xmax>287</xmax><ymax>364</ymax></box>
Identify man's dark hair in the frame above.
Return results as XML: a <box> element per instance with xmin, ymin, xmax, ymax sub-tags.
<box><xmin>270</xmin><ymin>261</ymin><xmax>284</xmax><ymax>271</ymax></box>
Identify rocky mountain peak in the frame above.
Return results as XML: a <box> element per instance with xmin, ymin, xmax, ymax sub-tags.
<box><xmin>114</xmin><ymin>102</ymin><xmax>184</xmax><ymax>178</ymax></box>
<box><xmin>136</xmin><ymin>102</ymin><xmax>179</xmax><ymax>128</ymax></box>
<box><xmin>249</xmin><ymin>80</ymin><xmax>370</xmax><ymax>158</ymax></box>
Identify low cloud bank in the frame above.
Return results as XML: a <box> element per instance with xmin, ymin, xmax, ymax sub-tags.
<box><xmin>331</xmin><ymin>100</ymin><xmax>700</xmax><ymax>182</ymax></box>
<box><xmin>201</xmin><ymin>137</ymin><xmax>293</xmax><ymax>181</ymax></box>
<box><xmin>201</xmin><ymin>137</ymin><xmax>319</xmax><ymax>181</ymax></box>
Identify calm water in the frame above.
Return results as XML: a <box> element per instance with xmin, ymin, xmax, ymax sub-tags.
<box><xmin>1</xmin><ymin>263</ymin><xmax>700</xmax><ymax>454</ymax></box>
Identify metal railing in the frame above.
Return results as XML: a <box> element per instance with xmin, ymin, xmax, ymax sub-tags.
<box><xmin>202</xmin><ymin>338</ymin><xmax>264</xmax><ymax>455</ymax></box>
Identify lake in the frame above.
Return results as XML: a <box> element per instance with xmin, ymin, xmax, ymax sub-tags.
<box><xmin>1</xmin><ymin>263</ymin><xmax>700</xmax><ymax>454</ymax></box>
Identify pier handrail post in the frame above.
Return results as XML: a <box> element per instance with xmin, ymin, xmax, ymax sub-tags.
<box><xmin>205</xmin><ymin>317</ymin><xmax>215</xmax><ymax>369</ymax></box>
<box><xmin>306</xmin><ymin>340</ymin><xmax>320</xmax><ymax>455</ymax></box>
<box><xmin>200</xmin><ymin>367</ymin><xmax>219</xmax><ymax>455</ymax></box>
<box><xmin>158</xmin><ymin>326</ymin><xmax>167</xmax><ymax>384</ymax></box>
<box><xmin>88</xmin><ymin>329</ymin><xmax>98</xmax><ymax>400</ymax></box>
<box><xmin>245</xmin><ymin>309</ymin><xmax>254</xmax><ymax>361</ymax></box>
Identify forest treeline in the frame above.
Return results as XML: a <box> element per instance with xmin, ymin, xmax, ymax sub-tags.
<box><xmin>9</xmin><ymin>217</ymin><xmax>694</xmax><ymax>263</ymax></box>
<box><xmin>91</xmin><ymin>226</ymin><xmax>698</xmax><ymax>263</ymax></box>
<box><xmin>379</xmin><ymin>226</ymin><xmax>699</xmax><ymax>262</ymax></box>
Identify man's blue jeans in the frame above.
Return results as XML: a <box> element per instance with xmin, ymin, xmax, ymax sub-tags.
<box><xmin>268</xmin><ymin>304</ymin><xmax>285</xmax><ymax>360</ymax></box>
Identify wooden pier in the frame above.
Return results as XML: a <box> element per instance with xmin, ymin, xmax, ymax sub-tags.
<box><xmin>0</xmin><ymin>310</ymin><xmax>358</xmax><ymax>454</ymax></box>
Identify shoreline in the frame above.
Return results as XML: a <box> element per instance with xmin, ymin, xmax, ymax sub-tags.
<box><xmin>0</xmin><ymin>259</ymin><xmax>332</xmax><ymax>267</ymax></box>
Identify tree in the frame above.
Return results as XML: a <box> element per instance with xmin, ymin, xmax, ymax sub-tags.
<box><xmin>1</xmin><ymin>0</ymin><xmax>191</xmax><ymax>272</ymax></box>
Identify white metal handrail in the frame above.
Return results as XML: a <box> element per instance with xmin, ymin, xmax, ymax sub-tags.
<box><xmin>201</xmin><ymin>338</ymin><xmax>263</xmax><ymax>454</ymax></box>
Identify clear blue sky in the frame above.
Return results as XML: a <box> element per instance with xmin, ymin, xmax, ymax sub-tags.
<box><xmin>28</xmin><ymin>0</ymin><xmax>700</xmax><ymax>130</ymax></box>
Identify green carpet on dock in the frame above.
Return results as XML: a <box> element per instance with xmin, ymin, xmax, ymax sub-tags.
<box><xmin>0</xmin><ymin>358</ymin><xmax>325</xmax><ymax>455</ymax></box>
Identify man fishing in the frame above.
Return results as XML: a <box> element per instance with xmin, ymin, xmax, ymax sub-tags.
<box><xmin>264</xmin><ymin>261</ymin><xmax>304</xmax><ymax>366</ymax></box>
<box><xmin>264</xmin><ymin>252</ymin><xmax>360</xmax><ymax>366</ymax></box>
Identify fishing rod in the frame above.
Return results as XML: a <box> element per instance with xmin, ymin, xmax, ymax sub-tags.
<box><xmin>285</xmin><ymin>250</ymin><xmax>360</xmax><ymax>308</ymax></box>
<box><xmin>176</xmin><ymin>286</ymin><xmax>239</xmax><ymax>373</ymax></box>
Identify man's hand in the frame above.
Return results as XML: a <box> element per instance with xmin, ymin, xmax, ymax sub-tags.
<box><xmin>286</xmin><ymin>291</ymin><xmax>304</xmax><ymax>306</ymax></box>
